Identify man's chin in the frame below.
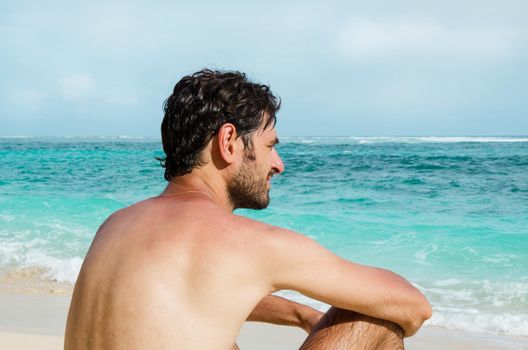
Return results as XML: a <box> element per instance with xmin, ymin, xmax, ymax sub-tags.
<box><xmin>249</xmin><ymin>198</ymin><xmax>270</xmax><ymax>210</ymax></box>
<box><xmin>228</xmin><ymin>184</ymin><xmax>270</xmax><ymax>210</ymax></box>
<box><xmin>242</xmin><ymin>194</ymin><xmax>270</xmax><ymax>210</ymax></box>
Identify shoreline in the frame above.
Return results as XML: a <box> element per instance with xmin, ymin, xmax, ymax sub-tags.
<box><xmin>1</xmin><ymin>269</ymin><xmax>527</xmax><ymax>350</ymax></box>
<box><xmin>0</xmin><ymin>267</ymin><xmax>73</xmax><ymax>297</ymax></box>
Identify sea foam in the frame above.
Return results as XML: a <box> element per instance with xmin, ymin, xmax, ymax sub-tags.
<box><xmin>428</xmin><ymin>310</ymin><xmax>528</xmax><ymax>336</ymax></box>
<box><xmin>0</xmin><ymin>241</ymin><xmax>83</xmax><ymax>284</ymax></box>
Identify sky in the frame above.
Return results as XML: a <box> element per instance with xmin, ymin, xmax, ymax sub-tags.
<box><xmin>1</xmin><ymin>0</ymin><xmax>527</xmax><ymax>136</ymax></box>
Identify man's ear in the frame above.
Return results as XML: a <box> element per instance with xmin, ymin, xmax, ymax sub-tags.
<box><xmin>216</xmin><ymin>123</ymin><xmax>241</xmax><ymax>164</ymax></box>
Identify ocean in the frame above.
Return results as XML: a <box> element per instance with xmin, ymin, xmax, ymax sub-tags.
<box><xmin>1</xmin><ymin>136</ymin><xmax>527</xmax><ymax>336</ymax></box>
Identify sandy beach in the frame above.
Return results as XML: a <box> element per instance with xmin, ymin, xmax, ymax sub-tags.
<box><xmin>1</xmin><ymin>271</ymin><xmax>527</xmax><ymax>350</ymax></box>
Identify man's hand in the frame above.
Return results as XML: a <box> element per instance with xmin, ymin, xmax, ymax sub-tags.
<box><xmin>298</xmin><ymin>307</ymin><xmax>324</xmax><ymax>333</ymax></box>
<box><xmin>247</xmin><ymin>295</ymin><xmax>323</xmax><ymax>333</ymax></box>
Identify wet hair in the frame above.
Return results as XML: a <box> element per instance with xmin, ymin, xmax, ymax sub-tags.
<box><xmin>158</xmin><ymin>69</ymin><xmax>280</xmax><ymax>181</ymax></box>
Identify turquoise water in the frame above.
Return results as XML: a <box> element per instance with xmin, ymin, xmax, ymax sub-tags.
<box><xmin>1</xmin><ymin>136</ymin><xmax>527</xmax><ymax>335</ymax></box>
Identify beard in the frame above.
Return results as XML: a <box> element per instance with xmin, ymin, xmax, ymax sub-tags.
<box><xmin>228</xmin><ymin>153</ymin><xmax>271</xmax><ymax>210</ymax></box>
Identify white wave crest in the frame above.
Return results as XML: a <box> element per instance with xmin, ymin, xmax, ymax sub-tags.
<box><xmin>0</xmin><ymin>239</ymin><xmax>83</xmax><ymax>284</ymax></box>
<box><xmin>417</xmin><ymin>136</ymin><xmax>528</xmax><ymax>143</ymax></box>
<box><xmin>280</xmin><ymin>136</ymin><xmax>528</xmax><ymax>144</ymax></box>
<box><xmin>350</xmin><ymin>136</ymin><xmax>528</xmax><ymax>143</ymax></box>
<box><xmin>428</xmin><ymin>310</ymin><xmax>528</xmax><ymax>336</ymax></box>
<box><xmin>24</xmin><ymin>251</ymin><xmax>83</xmax><ymax>284</ymax></box>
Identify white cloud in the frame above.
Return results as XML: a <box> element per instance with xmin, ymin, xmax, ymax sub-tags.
<box><xmin>337</xmin><ymin>17</ymin><xmax>528</xmax><ymax>60</ymax></box>
<box><xmin>59</xmin><ymin>74</ymin><xmax>95</xmax><ymax>100</ymax></box>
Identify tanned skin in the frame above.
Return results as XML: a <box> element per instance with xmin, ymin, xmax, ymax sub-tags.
<box><xmin>65</xmin><ymin>123</ymin><xmax>432</xmax><ymax>349</ymax></box>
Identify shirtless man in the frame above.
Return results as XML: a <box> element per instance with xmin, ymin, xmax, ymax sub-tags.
<box><xmin>65</xmin><ymin>69</ymin><xmax>432</xmax><ymax>349</ymax></box>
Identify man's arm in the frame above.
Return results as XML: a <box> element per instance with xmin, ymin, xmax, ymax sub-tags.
<box><xmin>261</xmin><ymin>227</ymin><xmax>432</xmax><ymax>337</ymax></box>
<box><xmin>247</xmin><ymin>295</ymin><xmax>323</xmax><ymax>333</ymax></box>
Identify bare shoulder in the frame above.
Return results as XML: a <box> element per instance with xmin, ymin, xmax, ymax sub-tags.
<box><xmin>228</xmin><ymin>214</ymin><xmax>312</xmax><ymax>246</ymax></box>
<box><xmin>226</xmin><ymin>215</ymin><xmax>324</xmax><ymax>272</ymax></box>
<box><xmin>88</xmin><ymin>197</ymin><xmax>185</xmax><ymax>246</ymax></box>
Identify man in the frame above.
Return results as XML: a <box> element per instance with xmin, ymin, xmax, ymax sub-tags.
<box><xmin>65</xmin><ymin>69</ymin><xmax>432</xmax><ymax>349</ymax></box>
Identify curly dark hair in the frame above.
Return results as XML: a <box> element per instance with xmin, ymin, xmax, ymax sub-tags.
<box><xmin>158</xmin><ymin>69</ymin><xmax>280</xmax><ymax>181</ymax></box>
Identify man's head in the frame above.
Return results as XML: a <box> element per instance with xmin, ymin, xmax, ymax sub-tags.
<box><xmin>159</xmin><ymin>69</ymin><xmax>283</xmax><ymax>209</ymax></box>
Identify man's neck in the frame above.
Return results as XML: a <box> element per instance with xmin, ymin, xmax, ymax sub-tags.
<box><xmin>160</xmin><ymin>173</ymin><xmax>234</xmax><ymax>212</ymax></box>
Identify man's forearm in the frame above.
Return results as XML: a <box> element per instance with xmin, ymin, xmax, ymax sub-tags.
<box><xmin>247</xmin><ymin>295</ymin><xmax>322</xmax><ymax>333</ymax></box>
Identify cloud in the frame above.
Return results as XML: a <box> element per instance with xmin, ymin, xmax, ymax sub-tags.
<box><xmin>59</xmin><ymin>74</ymin><xmax>95</xmax><ymax>100</ymax></box>
<box><xmin>337</xmin><ymin>17</ymin><xmax>528</xmax><ymax>60</ymax></box>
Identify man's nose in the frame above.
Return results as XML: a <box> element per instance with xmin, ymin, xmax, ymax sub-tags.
<box><xmin>271</xmin><ymin>149</ymin><xmax>285</xmax><ymax>174</ymax></box>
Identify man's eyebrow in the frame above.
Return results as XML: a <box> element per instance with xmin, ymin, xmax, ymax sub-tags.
<box><xmin>270</xmin><ymin>137</ymin><xmax>280</xmax><ymax>146</ymax></box>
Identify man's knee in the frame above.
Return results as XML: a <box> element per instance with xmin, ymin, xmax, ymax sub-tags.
<box><xmin>300</xmin><ymin>307</ymin><xmax>404</xmax><ymax>350</ymax></box>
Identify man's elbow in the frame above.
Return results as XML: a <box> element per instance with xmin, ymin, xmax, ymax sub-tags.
<box><xmin>378</xmin><ymin>268</ymin><xmax>433</xmax><ymax>335</ymax></box>
<box><xmin>405</xmin><ymin>292</ymin><xmax>433</xmax><ymax>337</ymax></box>
<box><xmin>414</xmin><ymin>296</ymin><xmax>432</xmax><ymax>326</ymax></box>
<box><xmin>421</xmin><ymin>298</ymin><xmax>433</xmax><ymax>321</ymax></box>
<box><xmin>389</xmin><ymin>269</ymin><xmax>433</xmax><ymax>324</ymax></box>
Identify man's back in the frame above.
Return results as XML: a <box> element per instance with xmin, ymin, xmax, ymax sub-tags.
<box><xmin>65</xmin><ymin>195</ymin><xmax>275</xmax><ymax>350</ymax></box>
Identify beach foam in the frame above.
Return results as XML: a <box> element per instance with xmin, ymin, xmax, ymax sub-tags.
<box><xmin>429</xmin><ymin>310</ymin><xmax>528</xmax><ymax>336</ymax></box>
<box><xmin>0</xmin><ymin>243</ymin><xmax>82</xmax><ymax>284</ymax></box>
<box><xmin>24</xmin><ymin>252</ymin><xmax>82</xmax><ymax>284</ymax></box>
